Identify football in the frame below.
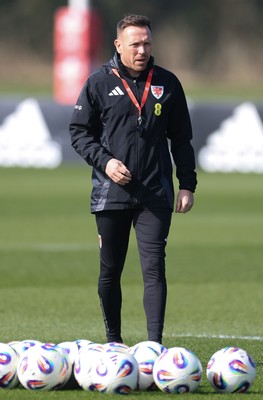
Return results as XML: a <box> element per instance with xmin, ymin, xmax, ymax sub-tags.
<box><xmin>74</xmin><ymin>343</ymin><xmax>104</xmax><ymax>391</ymax></box>
<box><xmin>57</xmin><ymin>341</ymin><xmax>79</xmax><ymax>365</ymax></box>
<box><xmin>8</xmin><ymin>339</ymin><xmax>42</xmax><ymax>356</ymax></box>
<box><xmin>75</xmin><ymin>339</ymin><xmax>94</xmax><ymax>350</ymax></box>
<box><xmin>0</xmin><ymin>342</ymin><xmax>20</xmax><ymax>389</ymax></box>
<box><xmin>129</xmin><ymin>340</ymin><xmax>166</xmax><ymax>390</ymax></box>
<box><xmin>104</xmin><ymin>341</ymin><xmax>130</xmax><ymax>353</ymax></box>
<box><xmin>153</xmin><ymin>346</ymin><xmax>203</xmax><ymax>393</ymax></box>
<box><xmin>92</xmin><ymin>349</ymin><xmax>139</xmax><ymax>394</ymax></box>
<box><xmin>56</xmin><ymin>341</ymin><xmax>80</xmax><ymax>389</ymax></box>
<box><xmin>17</xmin><ymin>343</ymin><xmax>72</xmax><ymax>390</ymax></box>
<box><xmin>206</xmin><ymin>347</ymin><xmax>256</xmax><ymax>393</ymax></box>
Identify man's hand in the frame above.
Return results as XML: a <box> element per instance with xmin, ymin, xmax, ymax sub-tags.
<box><xmin>105</xmin><ymin>158</ymin><xmax>132</xmax><ymax>185</ymax></box>
<box><xmin>176</xmin><ymin>189</ymin><xmax>194</xmax><ymax>213</ymax></box>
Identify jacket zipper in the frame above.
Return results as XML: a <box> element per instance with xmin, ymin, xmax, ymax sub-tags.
<box><xmin>132</xmin><ymin>78</ymin><xmax>141</xmax><ymax>180</ymax></box>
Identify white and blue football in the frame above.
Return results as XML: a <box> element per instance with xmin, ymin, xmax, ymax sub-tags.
<box><xmin>17</xmin><ymin>343</ymin><xmax>71</xmax><ymax>390</ymax></box>
<box><xmin>74</xmin><ymin>343</ymin><xmax>104</xmax><ymax>391</ymax></box>
<box><xmin>129</xmin><ymin>340</ymin><xmax>166</xmax><ymax>390</ymax></box>
<box><xmin>153</xmin><ymin>346</ymin><xmax>203</xmax><ymax>393</ymax></box>
<box><xmin>92</xmin><ymin>349</ymin><xmax>139</xmax><ymax>394</ymax></box>
<box><xmin>206</xmin><ymin>347</ymin><xmax>256</xmax><ymax>393</ymax></box>
<box><xmin>0</xmin><ymin>342</ymin><xmax>20</xmax><ymax>388</ymax></box>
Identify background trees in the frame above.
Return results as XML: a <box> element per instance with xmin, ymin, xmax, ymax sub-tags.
<box><xmin>0</xmin><ymin>0</ymin><xmax>262</xmax><ymax>94</ymax></box>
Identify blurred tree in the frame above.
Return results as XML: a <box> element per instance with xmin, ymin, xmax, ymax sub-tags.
<box><xmin>0</xmin><ymin>0</ymin><xmax>65</xmax><ymax>58</ymax></box>
<box><xmin>94</xmin><ymin>0</ymin><xmax>263</xmax><ymax>83</ymax></box>
<box><xmin>0</xmin><ymin>0</ymin><xmax>262</xmax><ymax>89</ymax></box>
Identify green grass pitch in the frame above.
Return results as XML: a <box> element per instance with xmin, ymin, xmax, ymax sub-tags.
<box><xmin>0</xmin><ymin>166</ymin><xmax>262</xmax><ymax>399</ymax></box>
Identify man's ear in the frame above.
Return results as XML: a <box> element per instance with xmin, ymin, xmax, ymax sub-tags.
<box><xmin>114</xmin><ymin>38</ymin><xmax>122</xmax><ymax>54</ymax></box>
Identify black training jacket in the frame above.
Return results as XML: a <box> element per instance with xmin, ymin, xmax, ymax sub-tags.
<box><xmin>69</xmin><ymin>53</ymin><xmax>197</xmax><ymax>213</ymax></box>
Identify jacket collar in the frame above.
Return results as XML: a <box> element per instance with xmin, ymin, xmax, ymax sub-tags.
<box><xmin>109</xmin><ymin>52</ymin><xmax>154</xmax><ymax>81</ymax></box>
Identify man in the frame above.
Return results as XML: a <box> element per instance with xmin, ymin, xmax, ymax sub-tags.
<box><xmin>69</xmin><ymin>14</ymin><xmax>197</xmax><ymax>344</ymax></box>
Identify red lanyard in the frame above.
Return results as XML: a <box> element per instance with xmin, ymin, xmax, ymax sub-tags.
<box><xmin>112</xmin><ymin>68</ymin><xmax>153</xmax><ymax>121</ymax></box>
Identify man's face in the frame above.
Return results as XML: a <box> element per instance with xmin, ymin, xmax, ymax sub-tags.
<box><xmin>114</xmin><ymin>25</ymin><xmax>152</xmax><ymax>77</ymax></box>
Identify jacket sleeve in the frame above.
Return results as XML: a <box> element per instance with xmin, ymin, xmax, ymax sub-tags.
<box><xmin>69</xmin><ymin>79</ymin><xmax>113</xmax><ymax>172</ymax></box>
<box><xmin>166</xmin><ymin>79</ymin><xmax>197</xmax><ymax>193</ymax></box>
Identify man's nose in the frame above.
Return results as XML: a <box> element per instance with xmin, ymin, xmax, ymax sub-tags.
<box><xmin>138</xmin><ymin>45</ymin><xmax>146</xmax><ymax>54</ymax></box>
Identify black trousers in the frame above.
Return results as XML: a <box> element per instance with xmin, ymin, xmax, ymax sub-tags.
<box><xmin>95</xmin><ymin>208</ymin><xmax>172</xmax><ymax>344</ymax></box>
